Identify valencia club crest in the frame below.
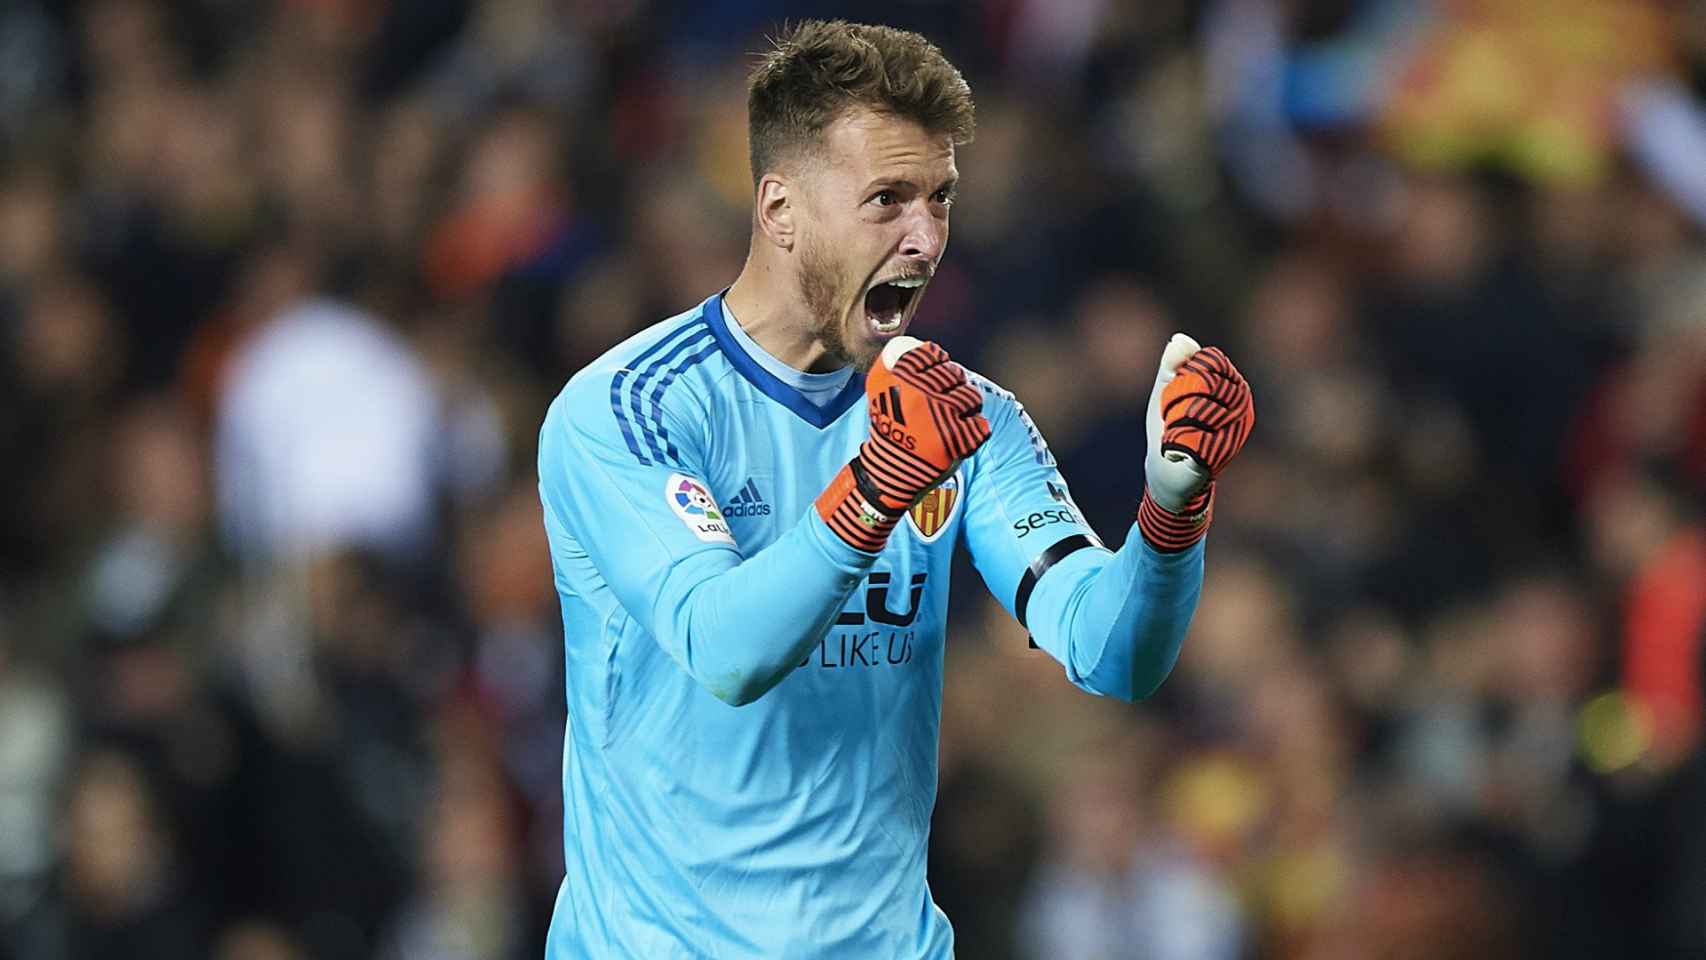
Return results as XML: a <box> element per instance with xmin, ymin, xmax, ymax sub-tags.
<box><xmin>907</xmin><ymin>470</ymin><xmax>962</xmax><ymax>543</ymax></box>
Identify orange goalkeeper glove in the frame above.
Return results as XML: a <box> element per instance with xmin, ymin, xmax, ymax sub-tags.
<box><xmin>817</xmin><ymin>337</ymin><xmax>991</xmax><ymax>552</ymax></box>
<box><xmin>1138</xmin><ymin>334</ymin><xmax>1255</xmax><ymax>552</ymax></box>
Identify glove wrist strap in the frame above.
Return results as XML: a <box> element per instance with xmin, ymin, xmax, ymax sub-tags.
<box><xmin>848</xmin><ymin>455</ymin><xmax>908</xmax><ymax>516</ymax></box>
<box><xmin>1137</xmin><ymin>483</ymin><xmax>1213</xmax><ymax>553</ymax></box>
<box><xmin>816</xmin><ymin>461</ymin><xmax>899</xmax><ymax>553</ymax></box>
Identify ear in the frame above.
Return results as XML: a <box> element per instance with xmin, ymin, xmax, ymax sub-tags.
<box><xmin>754</xmin><ymin>173</ymin><xmax>795</xmax><ymax>250</ymax></box>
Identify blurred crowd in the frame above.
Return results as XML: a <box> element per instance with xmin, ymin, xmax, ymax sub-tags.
<box><xmin>1</xmin><ymin>1</ymin><xmax>1705</xmax><ymax>958</ymax></box>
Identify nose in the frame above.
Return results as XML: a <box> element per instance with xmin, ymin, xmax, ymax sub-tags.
<box><xmin>898</xmin><ymin>206</ymin><xmax>946</xmax><ymax>264</ymax></box>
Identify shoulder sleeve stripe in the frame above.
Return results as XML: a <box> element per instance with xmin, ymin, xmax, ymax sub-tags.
<box><xmin>645</xmin><ymin>338</ymin><xmax>720</xmax><ymax>466</ymax></box>
<box><xmin>608</xmin><ymin>320</ymin><xmax>708</xmax><ymax>465</ymax></box>
<box><xmin>966</xmin><ymin>370</ymin><xmax>1053</xmax><ymax>466</ymax></box>
<box><xmin>628</xmin><ymin>324</ymin><xmax>712</xmax><ymax>464</ymax></box>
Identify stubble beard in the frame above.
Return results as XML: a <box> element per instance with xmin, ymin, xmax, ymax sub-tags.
<box><xmin>798</xmin><ymin>236</ymin><xmax>876</xmax><ymax>372</ymax></box>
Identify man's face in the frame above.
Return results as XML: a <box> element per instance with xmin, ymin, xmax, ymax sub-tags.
<box><xmin>792</xmin><ymin>107</ymin><xmax>957</xmax><ymax>371</ymax></box>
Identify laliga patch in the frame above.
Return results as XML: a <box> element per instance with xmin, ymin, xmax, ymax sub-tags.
<box><xmin>908</xmin><ymin>469</ymin><xmax>963</xmax><ymax>543</ymax></box>
<box><xmin>665</xmin><ymin>473</ymin><xmax>735</xmax><ymax>545</ymax></box>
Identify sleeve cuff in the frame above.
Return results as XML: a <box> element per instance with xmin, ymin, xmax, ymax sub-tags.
<box><xmin>805</xmin><ymin>499</ymin><xmax>888</xmax><ymax>571</ymax></box>
<box><xmin>814</xmin><ymin>462</ymin><xmax>900</xmax><ymax>555</ymax></box>
<box><xmin>1136</xmin><ymin>484</ymin><xmax>1213</xmax><ymax>553</ymax></box>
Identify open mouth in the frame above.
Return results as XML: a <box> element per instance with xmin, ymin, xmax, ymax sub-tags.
<box><xmin>863</xmin><ymin>276</ymin><xmax>925</xmax><ymax>334</ymax></box>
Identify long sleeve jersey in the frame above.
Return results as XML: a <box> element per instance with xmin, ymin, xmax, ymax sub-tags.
<box><xmin>538</xmin><ymin>292</ymin><xmax>1205</xmax><ymax>958</ymax></box>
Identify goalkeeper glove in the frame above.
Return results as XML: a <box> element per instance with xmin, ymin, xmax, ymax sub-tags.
<box><xmin>817</xmin><ymin>337</ymin><xmax>992</xmax><ymax>552</ymax></box>
<box><xmin>1138</xmin><ymin>334</ymin><xmax>1255</xmax><ymax>552</ymax></box>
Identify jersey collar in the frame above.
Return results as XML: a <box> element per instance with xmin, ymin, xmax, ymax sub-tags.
<box><xmin>702</xmin><ymin>291</ymin><xmax>866</xmax><ymax>429</ymax></box>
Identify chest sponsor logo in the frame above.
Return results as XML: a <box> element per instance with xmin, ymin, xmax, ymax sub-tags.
<box><xmin>665</xmin><ymin>473</ymin><xmax>735</xmax><ymax>544</ymax></box>
<box><xmin>907</xmin><ymin>470</ymin><xmax>962</xmax><ymax>543</ymax></box>
<box><xmin>800</xmin><ymin>571</ymin><xmax>928</xmax><ymax>670</ymax></box>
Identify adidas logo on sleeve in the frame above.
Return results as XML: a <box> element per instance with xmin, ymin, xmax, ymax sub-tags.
<box><xmin>723</xmin><ymin>478</ymin><xmax>771</xmax><ymax>518</ymax></box>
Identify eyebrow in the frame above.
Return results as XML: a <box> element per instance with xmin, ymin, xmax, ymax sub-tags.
<box><xmin>865</xmin><ymin>176</ymin><xmax>959</xmax><ymax>197</ymax></box>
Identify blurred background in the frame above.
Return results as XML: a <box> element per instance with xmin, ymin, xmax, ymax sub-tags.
<box><xmin>1</xmin><ymin>0</ymin><xmax>1705</xmax><ymax>957</ymax></box>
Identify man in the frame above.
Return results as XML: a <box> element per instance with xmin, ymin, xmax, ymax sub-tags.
<box><xmin>536</xmin><ymin>20</ymin><xmax>1254</xmax><ymax>958</ymax></box>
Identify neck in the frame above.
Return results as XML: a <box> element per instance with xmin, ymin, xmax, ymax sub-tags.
<box><xmin>724</xmin><ymin>255</ymin><xmax>843</xmax><ymax>374</ymax></box>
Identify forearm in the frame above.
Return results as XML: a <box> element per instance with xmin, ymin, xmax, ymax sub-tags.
<box><xmin>656</xmin><ymin>508</ymin><xmax>877</xmax><ymax>705</ymax></box>
<box><xmin>1026</xmin><ymin>523</ymin><xmax>1205</xmax><ymax>701</ymax></box>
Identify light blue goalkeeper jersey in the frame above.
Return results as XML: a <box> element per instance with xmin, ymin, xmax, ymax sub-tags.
<box><xmin>537</xmin><ymin>291</ymin><xmax>1206</xmax><ymax>958</ymax></box>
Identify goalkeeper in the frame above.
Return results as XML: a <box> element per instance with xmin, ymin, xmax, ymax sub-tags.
<box><xmin>536</xmin><ymin>19</ymin><xmax>1255</xmax><ymax>959</ymax></box>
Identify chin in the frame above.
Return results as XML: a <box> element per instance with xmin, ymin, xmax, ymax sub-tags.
<box><xmin>832</xmin><ymin>337</ymin><xmax>876</xmax><ymax>373</ymax></box>
<box><xmin>841</xmin><ymin>323</ymin><xmax>896</xmax><ymax>373</ymax></box>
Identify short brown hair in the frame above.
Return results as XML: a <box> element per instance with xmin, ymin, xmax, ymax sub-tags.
<box><xmin>747</xmin><ymin>20</ymin><xmax>976</xmax><ymax>185</ymax></box>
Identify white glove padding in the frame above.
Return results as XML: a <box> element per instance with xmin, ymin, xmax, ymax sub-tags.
<box><xmin>1144</xmin><ymin>332</ymin><xmax>1210</xmax><ymax>513</ymax></box>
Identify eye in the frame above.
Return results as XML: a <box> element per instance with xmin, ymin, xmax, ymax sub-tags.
<box><xmin>932</xmin><ymin>188</ymin><xmax>954</xmax><ymax>206</ymax></box>
<box><xmin>871</xmin><ymin>189</ymin><xmax>896</xmax><ymax>206</ymax></box>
